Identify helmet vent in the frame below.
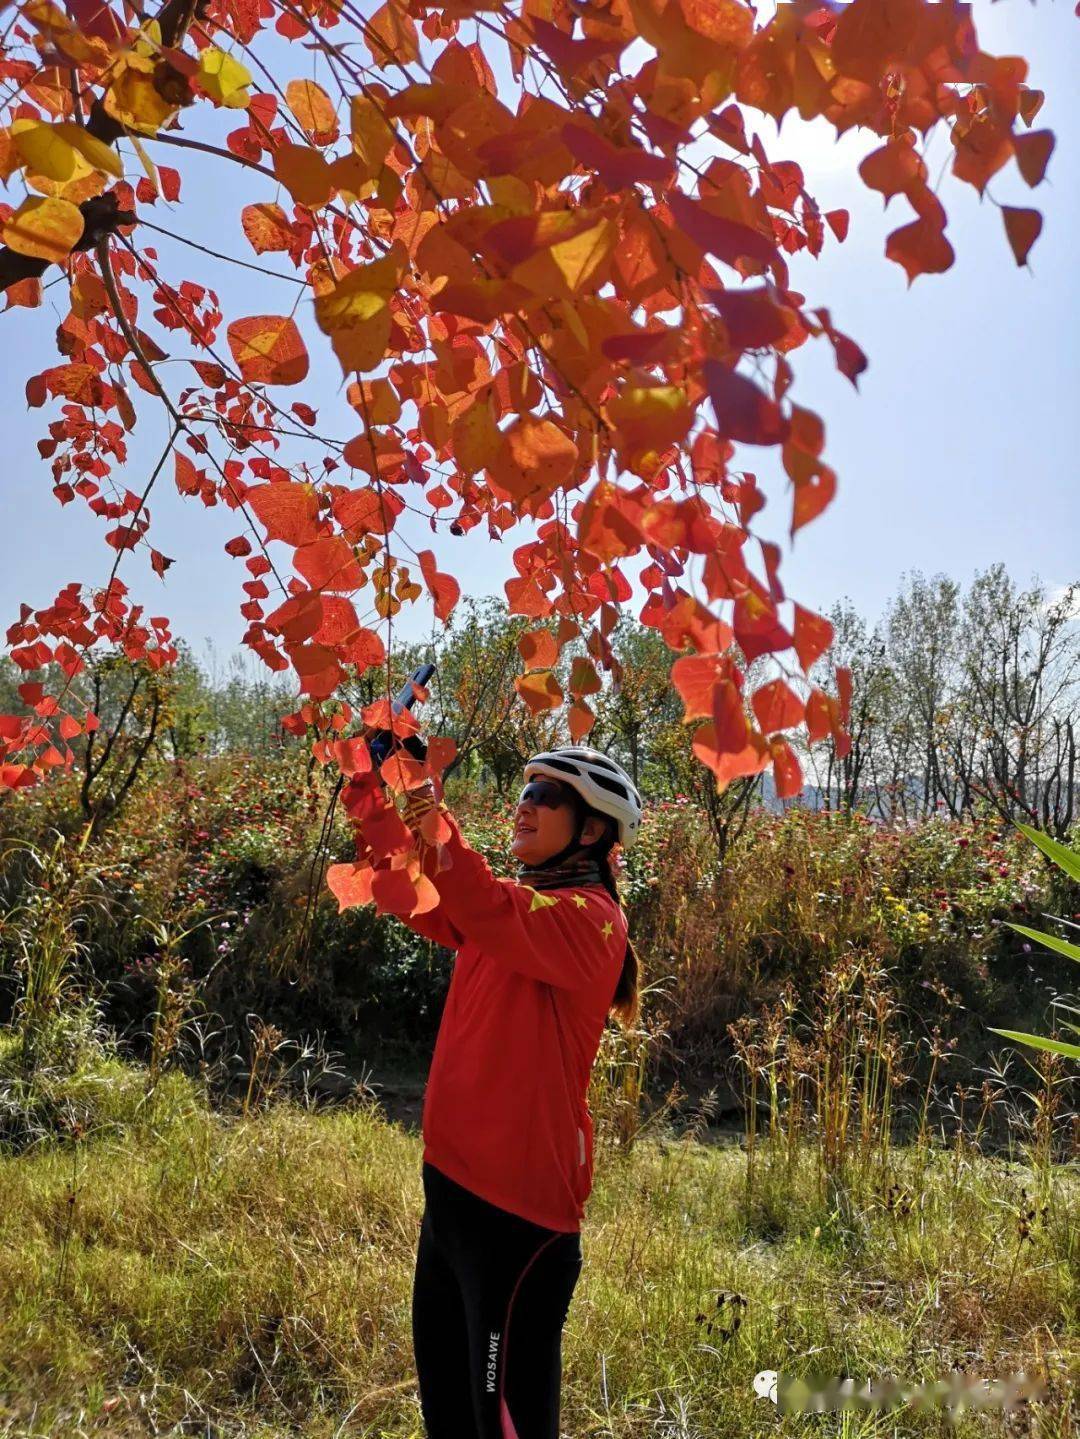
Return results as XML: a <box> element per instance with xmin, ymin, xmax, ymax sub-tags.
<box><xmin>581</xmin><ymin>753</ymin><xmax>620</xmax><ymax>773</ymax></box>
<box><xmin>537</xmin><ymin>757</ymin><xmax>581</xmax><ymax>777</ymax></box>
<box><xmin>591</xmin><ymin>773</ymin><xmax>630</xmax><ymax>800</ymax></box>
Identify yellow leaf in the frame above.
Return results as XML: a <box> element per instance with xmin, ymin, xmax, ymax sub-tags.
<box><xmin>128</xmin><ymin>131</ymin><xmax>158</xmax><ymax>194</ymax></box>
<box><xmin>351</xmin><ymin>95</ymin><xmax>395</xmax><ymax>172</ymax></box>
<box><xmin>198</xmin><ymin>48</ymin><xmax>252</xmax><ymax>108</ymax></box>
<box><xmin>513</xmin><ymin>215</ymin><xmax>617</xmax><ymax>299</ymax></box>
<box><xmin>347</xmin><ymin>376</ymin><xmax>401</xmax><ymax>424</ymax></box>
<box><xmin>103</xmin><ymin>55</ymin><xmax>178</xmax><ymax>134</ymax></box>
<box><xmin>3</xmin><ymin>194</ymin><xmax>83</xmax><ymax>261</ymax></box>
<box><xmin>57</xmin><ymin>122</ymin><xmax>122</xmax><ymax>178</ymax></box>
<box><xmin>11</xmin><ymin>120</ymin><xmax>80</xmax><ymax>181</ymax></box>
<box><xmin>314</xmin><ymin>248</ymin><xmax>404</xmax><ymax>374</ymax></box>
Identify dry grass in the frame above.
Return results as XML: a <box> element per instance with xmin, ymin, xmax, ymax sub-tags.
<box><xmin>0</xmin><ymin>1059</ymin><xmax>1076</xmax><ymax>1439</ymax></box>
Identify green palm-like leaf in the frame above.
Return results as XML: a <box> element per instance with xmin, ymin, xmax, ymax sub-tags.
<box><xmin>988</xmin><ymin>825</ymin><xmax>1080</xmax><ymax>1067</ymax></box>
<box><xmin>1005</xmin><ymin>920</ymin><xmax>1080</xmax><ymax>964</ymax></box>
<box><xmin>987</xmin><ymin>1028</ymin><xmax>1080</xmax><ymax>1062</ymax></box>
<box><xmin>1015</xmin><ymin>822</ymin><xmax>1080</xmax><ymax>882</ymax></box>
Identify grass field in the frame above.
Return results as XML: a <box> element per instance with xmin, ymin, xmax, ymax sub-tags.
<box><xmin>0</xmin><ymin>1050</ymin><xmax>1076</xmax><ymax>1439</ymax></box>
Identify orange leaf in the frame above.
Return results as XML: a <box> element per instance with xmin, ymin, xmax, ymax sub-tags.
<box><xmin>518</xmin><ymin>628</ymin><xmax>558</xmax><ymax>670</ymax></box>
<box><xmin>858</xmin><ymin>139</ymin><xmax>926</xmax><ymax>202</ymax></box>
<box><xmin>292</xmin><ymin>642</ymin><xmax>344</xmax><ymax>699</ymax></box>
<box><xmin>370</xmin><ymin>865</ymin><xmax>420</xmax><ymax>915</ymax></box>
<box><xmin>247</xmin><ymin>482</ymin><xmax>320</xmax><ymax>545</ymax></box>
<box><xmin>366</xmin><ymin>0</ymin><xmax>419</xmax><ymax>67</ymax></box>
<box><xmin>493</xmin><ymin>415</ymin><xmax>579</xmax><ymax>502</ymax></box>
<box><xmin>568</xmin><ymin>699</ymin><xmax>596</xmax><ymax>742</ymax></box>
<box><xmin>1002</xmin><ymin>207</ymin><xmax>1042</xmax><ymax>267</ymax></box>
<box><xmin>380</xmin><ymin>751</ymin><xmax>428</xmax><ymax>793</ymax></box>
<box><xmin>286</xmin><ymin>79</ymin><xmax>339</xmax><ymax>146</ymax></box>
<box><xmin>672</xmin><ymin>653</ymin><xmax>729</xmax><ymax>722</ymax></box>
<box><xmin>330</xmin><ymin>735</ymin><xmax>373</xmax><ymax>776</ymax></box>
<box><xmin>417</xmin><ymin>549</ymin><xmax>460</xmax><ymax>621</ymax></box>
<box><xmin>516</xmin><ymin>669</ymin><xmax>563</xmax><ymax>714</ymax></box>
<box><xmin>692</xmin><ymin>723</ymin><xmax>769</xmax><ymax>791</ymax></box>
<box><xmin>294</xmin><ymin>536</ymin><xmax>366</xmax><ymax>592</ymax></box>
<box><xmin>227</xmin><ymin>315</ymin><xmax>309</xmax><ymax>386</ymax></box>
<box><xmin>327</xmin><ymin>862</ymin><xmax>375</xmax><ymax>912</ymax></box>
<box><xmin>273</xmin><ymin>142</ymin><xmax>334</xmax><ymax>209</ymax></box>
<box><xmin>241</xmin><ymin>203</ymin><xmax>293</xmax><ymax>254</ymax></box>
<box><xmin>569</xmin><ymin>656</ymin><xmax>602</xmax><ymax>697</ymax></box>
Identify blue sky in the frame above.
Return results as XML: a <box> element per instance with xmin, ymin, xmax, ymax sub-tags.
<box><xmin>2</xmin><ymin>1</ymin><xmax>1076</xmax><ymax>678</ymax></box>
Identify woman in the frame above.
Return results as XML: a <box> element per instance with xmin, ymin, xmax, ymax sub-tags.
<box><xmin>387</xmin><ymin>745</ymin><xmax>644</xmax><ymax>1439</ymax></box>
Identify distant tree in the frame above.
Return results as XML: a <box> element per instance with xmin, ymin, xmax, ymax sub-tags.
<box><xmin>956</xmin><ymin>568</ymin><xmax>1078</xmax><ymax>838</ymax></box>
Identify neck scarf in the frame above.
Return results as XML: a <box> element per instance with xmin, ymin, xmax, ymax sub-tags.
<box><xmin>516</xmin><ymin>855</ymin><xmax>604</xmax><ymax>892</ymax></box>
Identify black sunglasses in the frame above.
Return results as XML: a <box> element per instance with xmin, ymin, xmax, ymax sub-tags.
<box><xmin>517</xmin><ymin>778</ymin><xmax>571</xmax><ymax>810</ymax></box>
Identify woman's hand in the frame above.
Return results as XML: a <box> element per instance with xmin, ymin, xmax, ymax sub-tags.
<box><xmin>399</xmin><ymin>781</ymin><xmax>440</xmax><ymax>836</ymax></box>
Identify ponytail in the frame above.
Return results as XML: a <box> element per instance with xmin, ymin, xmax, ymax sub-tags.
<box><xmin>568</xmin><ymin>795</ymin><xmax>641</xmax><ymax>1030</ymax></box>
<box><xmin>596</xmin><ymin>847</ymin><xmax>641</xmax><ymax>1031</ymax></box>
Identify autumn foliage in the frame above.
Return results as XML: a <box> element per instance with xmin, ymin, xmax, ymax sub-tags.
<box><xmin>0</xmin><ymin>0</ymin><xmax>1056</xmax><ymax>917</ymax></box>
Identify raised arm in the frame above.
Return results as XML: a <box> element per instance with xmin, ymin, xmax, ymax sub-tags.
<box><xmin>418</xmin><ymin>808</ymin><xmax>625</xmax><ymax>990</ymax></box>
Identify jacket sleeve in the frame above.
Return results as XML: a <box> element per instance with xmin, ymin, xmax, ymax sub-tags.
<box><xmin>426</xmin><ymin>810</ymin><xmax>626</xmax><ymax>990</ymax></box>
<box><xmin>393</xmin><ymin>903</ymin><xmax>466</xmax><ymax>951</ymax></box>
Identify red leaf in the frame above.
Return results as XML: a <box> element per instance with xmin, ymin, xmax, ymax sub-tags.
<box><xmin>294</xmin><ymin>537</ymin><xmax>366</xmax><ymax>593</ymax></box>
<box><xmin>709</xmin><ymin>286</ymin><xmax>794</xmax><ymax>350</ymax></box>
<box><xmin>174</xmin><ymin>451</ymin><xmax>200</xmax><ymax>496</ymax></box>
<box><xmin>825</xmin><ymin>209</ymin><xmax>849</xmax><ymax>241</ymax></box>
<box><xmin>705</xmin><ymin>361</ymin><xmax>789</xmax><ymax>446</ymax></box>
<box><xmin>1014</xmin><ymin>130</ymin><xmax>1054</xmax><ymax>188</ymax></box>
<box><xmin>770</xmin><ymin>737</ymin><xmax>802</xmax><ymax>798</ymax></box>
<box><xmin>792</xmin><ymin>604</ymin><xmax>834</xmax><ymax>672</ymax></box>
<box><xmin>750</xmin><ymin>679</ymin><xmax>804</xmax><ymax>734</ymax></box>
<box><xmin>667</xmin><ymin>192</ymin><xmax>778</xmax><ymax>271</ymax></box>
<box><xmin>1002</xmin><ymin>207</ymin><xmax>1042</xmax><ymax>267</ymax></box>
<box><xmin>266</xmin><ymin>590</ymin><xmax>324</xmax><ymax>644</ymax></box>
<box><xmin>885</xmin><ymin>214</ymin><xmax>954</xmax><ymax>284</ymax></box>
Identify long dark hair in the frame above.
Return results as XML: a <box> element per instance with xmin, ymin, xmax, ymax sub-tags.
<box><xmin>573</xmin><ymin>793</ymin><xmax>640</xmax><ymax>1030</ymax></box>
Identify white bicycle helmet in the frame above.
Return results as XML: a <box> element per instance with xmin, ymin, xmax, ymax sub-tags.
<box><xmin>523</xmin><ymin>746</ymin><xmax>643</xmax><ymax>849</ymax></box>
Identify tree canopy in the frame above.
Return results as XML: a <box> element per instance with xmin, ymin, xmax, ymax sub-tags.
<box><xmin>0</xmin><ymin>0</ymin><xmax>1057</xmax><ymax>912</ymax></box>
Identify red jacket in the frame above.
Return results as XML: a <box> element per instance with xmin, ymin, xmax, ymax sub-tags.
<box><xmin>394</xmin><ymin>811</ymin><xmax>628</xmax><ymax>1233</ymax></box>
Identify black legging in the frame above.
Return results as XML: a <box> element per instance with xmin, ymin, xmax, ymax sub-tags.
<box><xmin>411</xmin><ymin>1161</ymin><xmax>584</xmax><ymax>1438</ymax></box>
